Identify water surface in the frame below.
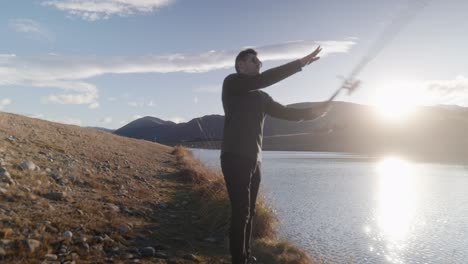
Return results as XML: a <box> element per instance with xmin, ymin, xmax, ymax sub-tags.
<box><xmin>191</xmin><ymin>149</ymin><xmax>468</xmax><ymax>264</ymax></box>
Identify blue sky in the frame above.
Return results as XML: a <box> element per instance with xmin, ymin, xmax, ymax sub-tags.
<box><xmin>0</xmin><ymin>0</ymin><xmax>467</xmax><ymax>128</ymax></box>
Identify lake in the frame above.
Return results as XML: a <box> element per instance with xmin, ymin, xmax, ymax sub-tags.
<box><xmin>190</xmin><ymin>149</ymin><xmax>468</xmax><ymax>264</ymax></box>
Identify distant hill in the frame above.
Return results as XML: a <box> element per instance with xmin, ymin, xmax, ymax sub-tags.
<box><xmin>114</xmin><ymin>115</ymin><xmax>224</xmax><ymax>143</ymax></box>
<box><xmin>114</xmin><ymin>102</ymin><xmax>468</xmax><ymax>162</ymax></box>
<box><xmin>87</xmin><ymin>126</ymin><xmax>115</xmax><ymax>133</ymax></box>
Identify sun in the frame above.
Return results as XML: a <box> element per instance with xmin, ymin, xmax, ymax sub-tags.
<box><xmin>372</xmin><ymin>84</ymin><xmax>419</xmax><ymax>121</ymax></box>
<box><xmin>375</xmin><ymin>101</ymin><xmax>416</xmax><ymax>121</ymax></box>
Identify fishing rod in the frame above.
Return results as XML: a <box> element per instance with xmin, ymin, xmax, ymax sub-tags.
<box><xmin>195</xmin><ymin>0</ymin><xmax>430</xmax><ymax>147</ymax></box>
<box><xmin>323</xmin><ymin>0</ymin><xmax>430</xmax><ymax>108</ymax></box>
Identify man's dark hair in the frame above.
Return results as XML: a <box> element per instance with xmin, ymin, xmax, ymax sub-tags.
<box><xmin>235</xmin><ymin>48</ymin><xmax>257</xmax><ymax>73</ymax></box>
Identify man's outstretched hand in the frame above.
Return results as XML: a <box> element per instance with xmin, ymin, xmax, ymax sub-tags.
<box><xmin>300</xmin><ymin>46</ymin><xmax>322</xmax><ymax>67</ymax></box>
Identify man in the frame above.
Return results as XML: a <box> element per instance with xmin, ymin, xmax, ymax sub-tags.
<box><xmin>221</xmin><ymin>46</ymin><xmax>327</xmax><ymax>264</ymax></box>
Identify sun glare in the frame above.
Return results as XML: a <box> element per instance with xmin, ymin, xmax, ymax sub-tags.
<box><xmin>376</xmin><ymin>157</ymin><xmax>419</xmax><ymax>242</ymax></box>
<box><xmin>375</xmin><ymin>102</ymin><xmax>416</xmax><ymax>121</ymax></box>
<box><xmin>372</xmin><ymin>83</ymin><xmax>422</xmax><ymax>121</ymax></box>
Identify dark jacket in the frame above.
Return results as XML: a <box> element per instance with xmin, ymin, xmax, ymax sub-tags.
<box><xmin>221</xmin><ymin>60</ymin><xmax>323</xmax><ymax>161</ymax></box>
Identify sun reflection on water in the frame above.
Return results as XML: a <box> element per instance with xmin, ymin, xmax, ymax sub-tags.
<box><xmin>377</xmin><ymin>157</ymin><xmax>419</xmax><ymax>242</ymax></box>
<box><xmin>368</xmin><ymin>156</ymin><xmax>420</xmax><ymax>263</ymax></box>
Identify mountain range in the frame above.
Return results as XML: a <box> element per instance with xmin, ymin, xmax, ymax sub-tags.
<box><xmin>113</xmin><ymin>102</ymin><xmax>468</xmax><ymax>162</ymax></box>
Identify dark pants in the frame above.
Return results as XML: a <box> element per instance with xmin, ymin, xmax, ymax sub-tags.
<box><xmin>221</xmin><ymin>152</ymin><xmax>261</xmax><ymax>264</ymax></box>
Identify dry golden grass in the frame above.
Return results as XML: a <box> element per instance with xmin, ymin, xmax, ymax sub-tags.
<box><xmin>172</xmin><ymin>146</ymin><xmax>316</xmax><ymax>263</ymax></box>
<box><xmin>253</xmin><ymin>239</ymin><xmax>317</xmax><ymax>264</ymax></box>
<box><xmin>0</xmin><ymin>111</ymin><xmax>317</xmax><ymax>263</ymax></box>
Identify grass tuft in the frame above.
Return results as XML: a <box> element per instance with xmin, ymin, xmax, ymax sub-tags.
<box><xmin>172</xmin><ymin>146</ymin><xmax>315</xmax><ymax>263</ymax></box>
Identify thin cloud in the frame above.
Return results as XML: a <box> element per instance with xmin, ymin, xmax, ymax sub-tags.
<box><xmin>256</xmin><ymin>40</ymin><xmax>356</xmax><ymax>61</ymax></box>
<box><xmin>0</xmin><ymin>40</ymin><xmax>355</xmax><ymax>108</ymax></box>
<box><xmin>8</xmin><ymin>19</ymin><xmax>54</xmax><ymax>42</ymax></box>
<box><xmin>425</xmin><ymin>75</ymin><xmax>468</xmax><ymax>106</ymax></box>
<box><xmin>127</xmin><ymin>101</ymin><xmax>142</xmax><ymax>107</ymax></box>
<box><xmin>38</xmin><ymin>82</ymin><xmax>99</xmax><ymax>108</ymax></box>
<box><xmin>377</xmin><ymin>76</ymin><xmax>468</xmax><ymax>107</ymax></box>
<box><xmin>42</xmin><ymin>0</ymin><xmax>176</xmax><ymax>21</ymax></box>
<box><xmin>128</xmin><ymin>99</ymin><xmax>157</xmax><ymax>107</ymax></box>
<box><xmin>427</xmin><ymin>75</ymin><xmax>468</xmax><ymax>95</ymax></box>
<box><xmin>1</xmin><ymin>40</ymin><xmax>354</xmax><ymax>79</ymax></box>
<box><xmin>99</xmin><ymin>117</ymin><xmax>112</xmax><ymax>123</ymax></box>
<box><xmin>88</xmin><ymin>102</ymin><xmax>100</xmax><ymax>109</ymax></box>
<box><xmin>0</xmin><ymin>98</ymin><xmax>12</xmax><ymax>110</ymax></box>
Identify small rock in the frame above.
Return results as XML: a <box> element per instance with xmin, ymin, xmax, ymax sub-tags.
<box><xmin>103</xmin><ymin>235</ymin><xmax>115</xmax><ymax>243</ymax></box>
<box><xmin>121</xmin><ymin>206</ymin><xmax>133</xmax><ymax>215</ymax></box>
<box><xmin>26</xmin><ymin>239</ymin><xmax>41</xmax><ymax>253</ymax></box>
<box><xmin>71</xmin><ymin>252</ymin><xmax>79</xmax><ymax>260</ymax></box>
<box><xmin>92</xmin><ymin>243</ymin><xmax>103</xmax><ymax>252</ymax></box>
<box><xmin>50</xmin><ymin>173</ymin><xmax>62</xmax><ymax>181</ymax></box>
<box><xmin>63</xmin><ymin>231</ymin><xmax>73</xmax><ymax>240</ymax></box>
<box><xmin>21</xmin><ymin>187</ymin><xmax>32</xmax><ymax>192</ymax></box>
<box><xmin>117</xmin><ymin>224</ymin><xmax>132</xmax><ymax>234</ymax></box>
<box><xmin>44</xmin><ymin>192</ymin><xmax>66</xmax><ymax>201</ymax></box>
<box><xmin>0</xmin><ymin>167</ymin><xmax>10</xmax><ymax>176</ymax></box>
<box><xmin>45</xmin><ymin>254</ymin><xmax>58</xmax><ymax>260</ymax></box>
<box><xmin>80</xmin><ymin>243</ymin><xmax>90</xmax><ymax>252</ymax></box>
<box><xmin>28</xmin><ymin>193</ymin><xmax>39</xmax><ymax>201</ymax></box>
<box><xmin>183</xmin><ymin>254</ymin><xmax>198</xmax><ymax>261</ymax></box>
<box><xmin>77</xmin><ymin>236</ymin><xmax>87</xmax><ymax>243</ymax></box>
<box><xmin>0</xmin><ymin>168</ymin><xmax>14</xmax><ymax>185</ymax></box>
<box><xmin>45</xmin><ymin>224</ymin><xmax>59</xmax><ymax>234</ymax></box>
<box><xmin>59</xmin><ymin>245</ymin><xmax>68</xmax><ymax>254</ymax></box>
<box><xmin>154</xmin><ymin>251</ymin><xmax>168</xmax><ymax>259</ymax></box>
<box><xmin>20</xmin><ymin>160</ymin><xmax>37</xmax><ymax>171</ymax></box>
<box><xmin>140</xmin><ymin>247</ymin><xmax>155</xmax><ymax>258</ymax></box>
<box><xmin>106</xmin><ymin>203</ymin><xmax>120</xmax><ymax>212</ymax></box>
<box><xmin>0</xmin><ymin>239</ymin><xmax>12</xmax><ymax>247</ymax></box>
<box><xmin>93</xmin><ymin>236</ymin><xmax>104</xmax><ymax>243</ymax></box>
<box><xmin>69</xmin><ymin>175</ymin><xmax>80</xmax><ymax>183</ymax></box>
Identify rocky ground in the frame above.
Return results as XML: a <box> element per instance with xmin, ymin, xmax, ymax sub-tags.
<box><xmin>0</xmin><ymin>111</ymin><xmax>231</xmax><ymax>263</ymax></box>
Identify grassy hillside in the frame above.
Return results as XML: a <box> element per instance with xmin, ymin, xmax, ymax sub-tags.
<box><xmin>0</xmin><ymin>112</ymin><xmax>315</xmax><ymax>263</ymax></box>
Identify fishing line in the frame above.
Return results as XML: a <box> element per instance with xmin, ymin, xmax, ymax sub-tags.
<box><xmin>196</xmin><ymin>1</ymin><xmax>430</xmax><ymax>149</ymax></box>
<box><xmin>328</xmin><ymin>0</ymin><xmax>430</xmax><ymax>103</ymax></box>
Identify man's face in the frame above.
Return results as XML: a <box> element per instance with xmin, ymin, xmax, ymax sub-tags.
<box><xmin>239</xmin><ymin>54</ymin><xmax>262</xmax><ymax>75</ymax></box>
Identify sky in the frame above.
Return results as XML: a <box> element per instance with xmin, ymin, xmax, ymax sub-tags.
<box><xmin>0</xmin><ymin>0</ymin><xmax>467</xmax><ymax>128</ymax></box>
